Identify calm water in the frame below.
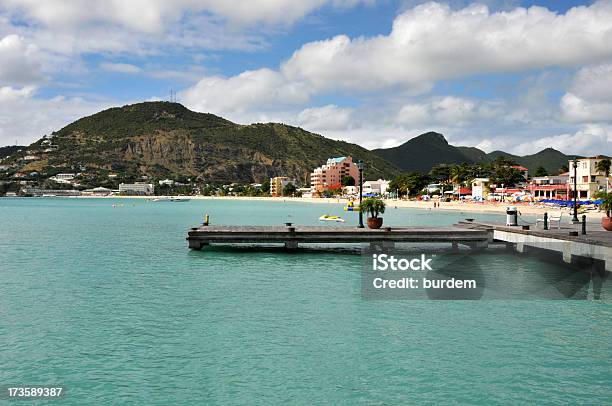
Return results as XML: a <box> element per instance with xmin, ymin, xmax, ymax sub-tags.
<box><xmin>0</xmin><ymin>198</ymin><xmax>610</xmax><ymax>405</ymax></box>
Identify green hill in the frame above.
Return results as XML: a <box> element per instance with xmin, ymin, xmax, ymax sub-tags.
<box><xmin>374</xmin><ymin>133</ymin><xmax>575</xmax><ymax>174</ymax></box>
<box><xmin>373</xmin><ymin>132</ymin><xmax>472</xmax><ymax>172</ymax></box>
<box><xmin>455</xmin><ymin>146</ymin><xmax>488</xmax><ymax>162</ymax></box>
<box><xmin>0</xmin><ymin>145</ymin><xmax>25</xmax><ymax>160</ymax></box>
<box><xmin>10</xmin><ymin>102</ymin><xmax>400</xmax><ymax>184</ymax></box>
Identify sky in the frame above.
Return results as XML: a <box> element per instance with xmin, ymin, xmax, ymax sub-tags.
<box><xmin>1</xmin><ymin>0</ymin><xmax>611</xmax><ymax>156</ymax></box>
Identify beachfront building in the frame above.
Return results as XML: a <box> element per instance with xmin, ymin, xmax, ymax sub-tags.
<box><xmin>159</xmin><ymin>179</ymin><xmax>175</xmax><ymax>186</ymax></box>
<box><xmin>50</xmin><ymin>173</ymin><xmax>75</xmax><ymax>184</ymax></box>
<box><xmin>471</xmin><ymin>178</ymin><xmax>490</xmax><ymax>200</ymax></box>
<box><xmin>310</xmin><ymin>156</ymin><xmax>359</xmax><ymax>194</ymax></box>
<box><xmin>363</xmin><ymin>179</ymin><xmax>390</xmax><ymax>196</ymax></box>
<box><xmin>568</xmin><ymin>156</ymin><xmax>610</xmax><ymax>199</ymax></box>
<box><xmin>270</xmin><ymin>176</ymin><xmax>295</xmax><ymax>197</ymax></box>
<box><xmin>82</xmin><ymin>187</ymin><xmax>113</xmax><ymax>196</ymax></box>
<box><xmin>118</xmin><ymin>182</ymin><xmax>154</xmax><ymax>195</ymax></box>
<box><xmin>528</xmin><ymin>173</ymin><xmax>569</xmax><ymax>200</ymax></box>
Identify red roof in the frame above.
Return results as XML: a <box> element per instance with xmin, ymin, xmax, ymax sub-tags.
<box><xmin>458</xmin><ymin>187</ymin><xmax>472</xmax><ymax>194</ymax></box>
<box><xmin>512</xmin><ymin>165</ymin><xmax>529</xmax><ymax>171</ymax></box>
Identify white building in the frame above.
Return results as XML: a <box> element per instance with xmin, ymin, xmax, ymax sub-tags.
<box><xmin>159</xmin><ymin>179</ymin><xmax>175</xmax><ymax>186</ymax></box>
<box><xmin>119</xmin><ymin>183</ymin><xmax>154</xmax><ymax>195</ymax></box>
<box><xmin>363</xmin><ymin>179</ymin><xmax>390</xmax><ymax>196</ymax></box>
<box><xmin>568</xmin><ymin>156</ymin><xmax>610</xmax><ymax>199</ymax></box>
<box><xmin>471</xmin><ymin>178</ymin><xmax>490</xmax><ymax>199</ymax></box>
<box><xmin>50</xmin><ymin>173</ymin><xmax>76</xmax><ymax>184</ymax></box>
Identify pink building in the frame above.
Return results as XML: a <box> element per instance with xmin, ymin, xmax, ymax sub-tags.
<box><xmin>310</xmin><ymin>156</ymin><xmax>360</xmax><ymax>194</ymax></box>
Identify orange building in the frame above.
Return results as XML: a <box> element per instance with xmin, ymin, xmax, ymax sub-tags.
<box><xmin>310</xmin><ymin>156</ymin><xmax>360</xmax><ymax>193</ymax></box>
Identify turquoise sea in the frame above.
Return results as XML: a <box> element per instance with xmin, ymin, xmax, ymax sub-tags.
<box><xmin>0</xmin><ymin>198</ymin><xmax>610</xmax><ymax>405</ymax></box>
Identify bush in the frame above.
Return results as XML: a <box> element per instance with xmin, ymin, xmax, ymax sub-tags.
<box><xmin>360</xmin><ymin>197</ymin><xmax>386</xmax><ymax>218</ymax></box>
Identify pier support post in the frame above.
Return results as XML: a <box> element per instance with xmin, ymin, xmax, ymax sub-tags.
<box><xmin>188</xmin><ymin>240</ymin><xmax>208</xmax><ymax>250</ymax></box>
<box><xmin>369</xmin><ymin>242</ymin><xmax>394</xmax><ymax>251</ymax></box>
<box><xmin>382</xmin><ymin>241</ymin><xmax>395</xmax><ymax>249</ymax></box>
<box><xmin>285</xmin><ymin>241</ymin><xmax>298</xmax><ymax>250</ymax></box>
<box><xmin>516</xmin><ymin>242</ymin><xmax>526</xmax><ymax>253</ymax></box>
<box><xmin>467</xmin><ymin>240</ymin><xmax>488</xmax><ymax>251</ymax></box>
<box><xmin>562</xmin><ymin>250</ymin><xmax>573</xmax><ymax>264</ymax></box>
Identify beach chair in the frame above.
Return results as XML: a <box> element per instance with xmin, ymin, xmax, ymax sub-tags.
<box><xmin>536</xmin><ymin>212</ymin><xmax>562</xmax><ymax>229</ymax></box>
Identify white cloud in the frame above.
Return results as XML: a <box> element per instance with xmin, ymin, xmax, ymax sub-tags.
<box><xmin>100</xmin><ymin>62</ymin><xmax>141</xmax><ymax>74</ymax></box>
<box><xmin>0</xmin><ymin>34</ymin><xmax>44</xmax><ymax>86</ymax></box>
<box><xmin>280</xmin><ymin>1</ymin><xmax>612</xmax><ymax>92</ymax></box>
<box><xmin>296</xmin><ymin>104</ymin><xmax>354</xmax><ymax>131</ymax></box>
<box><xmin>0</xmin><ymin>88</ymin><xmax>113</xmax><ymax>146</ymax></box>
<box><xmin>513</xmin><ymin>124</ymin><xmax>612</xmax><ymax>156</ymax></box>
<box><xmin>0</xmin><ymin>0</ymin><xmax>374</xmax><ymax>57</ymax></box>
<box><xmin>561</xmin><ymin>64</ymin><xmax>612</xmax><ymax>122</ymax></box>
<box><xmin>0</xmin><ymin>85</ymin><xmax>36</xmax><ymax>101</ymax></box>
<box><xmin>181</xmin><ymin>1</ymin><xmax>612</xmax><ymax>119</ymax></box>
<box><xmin>180</xmin><ymin>69</ymin><xmax>310</xmax><ymax>117</ymax></box>
<box><xmin>396</xmin><ymin>96</ymin><xmax>503</xmax><ymax>126</ymax></box>
<box><xmin>1</xmin><ymin>0</ymin><xmax>370</xmax><ymax>31</ymax></box>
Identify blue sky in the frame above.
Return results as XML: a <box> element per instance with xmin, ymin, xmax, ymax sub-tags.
<box><xmin>1</xmin><ymin>0</ymin><xmax>611</xmax><ymax>155</ymax></box>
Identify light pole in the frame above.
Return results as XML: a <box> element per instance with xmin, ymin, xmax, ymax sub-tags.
<box><xmin>572</xmin><ymin>160</ymin><xmax>579</xmax><ymax>223</ymax></box>
<box><xmin>357</xmin><ymin>160</ymin><xmax>364</xmax><ymax>228</ymax></box>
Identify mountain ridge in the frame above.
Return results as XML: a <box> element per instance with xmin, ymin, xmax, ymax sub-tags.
<box><xmin>373</xmin><ymin>132</ymin><xmax>579</xmax><ymax>174</ymax></box>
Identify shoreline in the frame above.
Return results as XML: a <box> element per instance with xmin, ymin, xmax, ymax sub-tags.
<box><xmin>64</xmin><ymin>195</ymin><xmax>607</xmax><ymax>220</ymax></box>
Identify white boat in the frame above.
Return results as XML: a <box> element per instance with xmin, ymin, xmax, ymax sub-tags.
<box><xmin>318</xmin><ymin>215</ymin><xmax>345</xmax><ymax>222</ymax></box>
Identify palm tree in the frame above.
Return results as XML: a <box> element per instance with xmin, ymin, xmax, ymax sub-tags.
<box><xmin>596</xmin><ymin>158</ymin><xmax>611</xmax><ymax>192</ymax></box>
<box><xmin>596</xmin><ymin>158</ymin><xmax>611</xmax><ymax>177</ymax></box>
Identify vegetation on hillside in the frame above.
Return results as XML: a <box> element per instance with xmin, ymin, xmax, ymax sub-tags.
<box><xmin>6</xmin><ymin>102</ymin><xmax>400</xmax><ymax>186</ymax></box>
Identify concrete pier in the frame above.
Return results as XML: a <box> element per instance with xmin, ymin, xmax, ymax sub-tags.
<box><xmin>458</xmin><ymin>220</ymin><xmax>612</xmax><ymax>273</ymax></box>
<box><xmin>187</xmin><ymin>221</ymin><xmax>612</xmax><ymax>273</ymax></box>
<box><xmin>187</xmin><ymin>225</ymin><xmax>490</xmax><ymax>251</ymax></box>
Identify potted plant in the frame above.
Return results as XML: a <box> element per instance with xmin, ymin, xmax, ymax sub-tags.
<box><xmin>599</xmin><ymin>192</ymin><xmax>612</xmax><ymax>231</ymax></box>
<box><xmin>360</xmin><ymin>197</ymin><xmax>386</xmax><ymax>229</ymax></box>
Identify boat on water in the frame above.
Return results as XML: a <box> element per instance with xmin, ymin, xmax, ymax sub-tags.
<box><xmin>152</xmin><ymin>197</ymin><xmax>191</xmax><ymax>202</ymax></box>
<box><xmin>319</xmin><ymin>215</ymin><xmax>345</xmax><ymax>222</ymax></box>
<box><xmin>343</xmin><ymin>201</ymin><xmax>359</xmax><ymax>211</ymax></box>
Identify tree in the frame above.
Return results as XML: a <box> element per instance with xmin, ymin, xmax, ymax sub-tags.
<box><xmin>261</xmin><ymin>180</ymin><xmax>270</xmax><ymax>194</ymax></box>
<box><xmin>596</xmin><ymin>158</ymin><xmax>611</xmax><ymax>178</ymax></box>
<box><xmin>559</xmin><ymin>164</ymin><xmax>569</xmax><ymax>174</ymax></box>
<box><xmin>430</xmin><ymin>164</ymin><xmax>451</xmax><ymax>182</ymax></box>
<box><xmin>360</xmin><ymin>197</ymin><xmax>386</xmax><ymax>218</ymax></box>
<box><xmin>534</xmin><ymin>166</ymin><xmax>548</xmax><ymax>177</ymax></box>
<box><xmin>491</xmin><ymin>155</ymin><xmax>517</xmax><ymax>167</ymax></box>
<box><xmin>389</xmin><ymin>172</ymin><xmax>430</xmax><ymax>197</ymax></box>
<box><xmin>341</xmin><ymin>175</ymin><xmax>356</xmax><ymax>186</ymax></box>
<box><xmin>283</xmin><ymin>182</ymin><xmax>297</xmax><ymax>196</ymax></box>
<box><xmin>490</xmin><ymin>166</ymin><xmax>524</xmax><ymax>187</ymax></box>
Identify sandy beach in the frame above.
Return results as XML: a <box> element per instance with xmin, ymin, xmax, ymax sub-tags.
<box><xmin>82</xmin><ymin>195</ymin><xmax>607</xmax><ymax>221</ymax></box>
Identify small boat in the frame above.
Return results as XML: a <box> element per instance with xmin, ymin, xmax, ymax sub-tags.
<box><xmin>343</xmin><ymin>201</ymin><xmax>359</xmax><ymax>211</ymax></box>
<box><xmin>319</xmin><ymin>215</ymin><xmax>345</xmax><ymax>222</ymax></box>
<box><xmin>152</xmin><ymin>197</ymin><xmax>191</xmax><ymax>202</ymax></box>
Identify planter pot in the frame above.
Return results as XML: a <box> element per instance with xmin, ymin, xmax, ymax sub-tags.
<box><xmin>602</xmin><ymin>217</ymin><xmax>612</xmax><ymax>231</ymax></box>
<box><xmin>367</xmin><ymin>217</ymin><xmax>383</xmax><ymax>229</ymax></box>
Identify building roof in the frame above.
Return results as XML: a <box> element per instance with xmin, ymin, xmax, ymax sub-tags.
<box><xmin>512</xmin><ymin>165</ymin><xmax>529</xmax><ymax>171</ymax></box>
<box><xmin>327</xmin><ymin>156</ymin><xmax>347</xmax><ymax>164</ymax></box>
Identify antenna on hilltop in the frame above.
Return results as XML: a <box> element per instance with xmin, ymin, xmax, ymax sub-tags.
<box><xmin>169</xmin><ymin>88</ymin><xmax>177</xmax><ymax>103</ymax></box>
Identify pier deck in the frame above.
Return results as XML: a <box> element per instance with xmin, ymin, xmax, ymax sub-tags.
<box><xmin>187</xmin><ymin>225</ymin><xmax>490</xmax><ymax>250</ymax></box>
<box><xmin>458</xmin><ymin>220</ymin><xmax>612</xmax><ymax>272</ymax></box>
